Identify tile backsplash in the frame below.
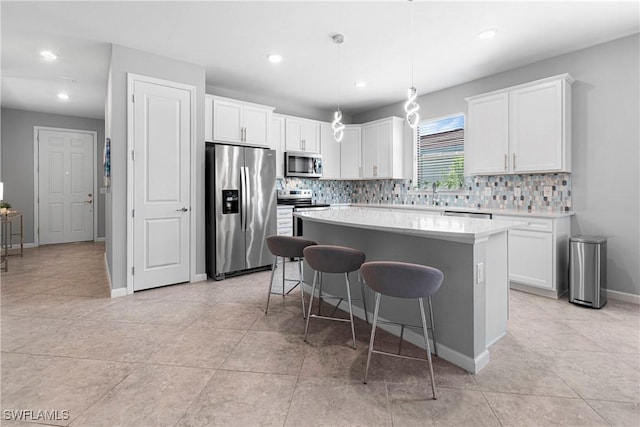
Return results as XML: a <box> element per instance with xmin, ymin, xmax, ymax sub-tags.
<box><xmin>278</xmin><ymin>173</ymin><xmax>572</xmax><ymax>212</ymax></box>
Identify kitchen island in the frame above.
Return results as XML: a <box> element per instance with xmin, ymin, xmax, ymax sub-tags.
<box><xmin>295</xmin><ymin>207</ymin><xmax>521</xmax><ymax>373</ymax></box>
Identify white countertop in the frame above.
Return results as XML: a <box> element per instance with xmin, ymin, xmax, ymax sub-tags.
<box><xmin>349</xmin><ymin>203</ymin><xmax>574</xmax><ymax>218</ymax></box>
<box><xmin>295</xmin><ymin>207</ymin><xmax>523</xmax><ymax>243</ymax></box>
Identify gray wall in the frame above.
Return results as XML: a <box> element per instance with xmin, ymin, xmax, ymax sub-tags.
<box><xmin>0</xmin><ymin>108</ymin><xmax>106</xmax><ymax>243</ymax></box>
<box><xmin>353</xmin><ymin>34</ymin><xmax>640</xmax><ymax>297</ymax></box>
<box><xmin>106</xmin><ymin>44</ymin><xmax>206</xmax><ymax>291</ymax></box>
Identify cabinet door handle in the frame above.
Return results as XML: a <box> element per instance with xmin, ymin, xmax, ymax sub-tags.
<box><xmin>504</xmin><ymin>154</ymin><xmax>508</xmax><ymax>171</ymax></box>
<box><xmin>513</xmin><ymin>153</ymin><xmax>516</xmax><ymax>170</ymax></box>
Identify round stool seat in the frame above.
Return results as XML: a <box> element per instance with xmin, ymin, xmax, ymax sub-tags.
<box><xmin>303</xmin><ymin>245</ymin><xmax>366</xmax><ymax>274</ymax></box>
<box><xmin>266</xmin><ymin>236</ymin><xmax>317</xmax><ymax>258</ymax></box>
<box><xmin>361</xmin><ymin>261</ymin><xmax>444</xmax><ymax>299</ymax></box>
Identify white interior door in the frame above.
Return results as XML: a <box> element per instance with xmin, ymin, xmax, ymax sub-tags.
<box><xmin>38</xmin><ymin>129</ymin><xmax>94</xmax><ymax>245</ymax></box>
<box><xmin>132</xmin><ymin>77</ymin><xmax>191</xmax><ymax>291</ymax></box>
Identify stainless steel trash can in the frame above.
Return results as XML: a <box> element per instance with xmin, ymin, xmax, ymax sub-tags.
<box><xmin>569</xmin><ymin>236</ymin><xmax>607</xmax><ymax>308</ymax></box>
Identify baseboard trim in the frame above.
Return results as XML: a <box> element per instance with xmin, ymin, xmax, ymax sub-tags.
<box><xmin>192</xmin><ymin>273</ymin><xmax>208</xmax><ymax>283</ymax></box>
<box><xmin>302</xmin><ymin>283</ymin><xmax>488</xmax><ymax>374</ymax></box>
<box><xmin>95</xmin><ymin>237</ymin><xmax>105</xmax><ymax>242</ymax></box>
<box><xmin>110</xmin><ymin>287</ymin><xmax>128</xmax><ymax>298</ymax></box>
<box><xmin>607</xmin><ymin>289</ymin><xmax>640</xmax><ymax>304</ymax></box>
<box><xmin>510</xmin><ymin>282</ymin><xmax>560</xmax><ymax>299</ymax></box>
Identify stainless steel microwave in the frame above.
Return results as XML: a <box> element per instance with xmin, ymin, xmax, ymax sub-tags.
<box><xmin>285</xmin><ymin>152</ymin><xmax>322</xmax><ymax>178</ymax></box>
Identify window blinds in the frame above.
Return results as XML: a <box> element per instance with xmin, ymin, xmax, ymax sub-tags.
<box><xmin>416</xmin><ymin>124</ymin><xmax>464</xmax><ymax>188</ymax></box>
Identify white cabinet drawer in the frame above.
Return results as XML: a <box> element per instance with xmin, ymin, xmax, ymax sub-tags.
<box><xmin>277</xmin><ymin>218</ymin><xmax>293</xmax><ymax>228</ymax></box>
<box><xmin>494</xmin><ymin>215</ymin><xmax>553</xmax><ymax>232</ymax></box>
<box><xmin>277</xmin><ymin>207</ymin><xmax>294</xmax><ymax>218</ymax></box>
<box><xmin>277</xmin><ymin>228</ymin><xmax>293</xmax><ymax>236</ymax></box>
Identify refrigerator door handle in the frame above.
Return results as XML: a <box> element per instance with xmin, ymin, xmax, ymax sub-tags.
<box><xmin>244</xmin><ymin>166</ymin><xmax>251</xmax><ymax>230</ymax></box>
<box><xmin>240</xmin><ymin>166</ymin><xmax>247</xmax><ymax>231</ymax></box>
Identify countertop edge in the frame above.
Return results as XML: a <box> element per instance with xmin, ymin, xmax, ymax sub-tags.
<box><xmin>346</xmin><ymin>203</ymin><xmax>574</xmax><ymax>218</ymax></box>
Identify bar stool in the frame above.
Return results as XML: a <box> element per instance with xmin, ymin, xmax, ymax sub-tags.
<box><xmin>265</xmin><ymin>235</ymin><xmax>317</xmax><ymax>318</ymax></box>
<box><xmin>303</xmin><ymin>245</ymin><xmax>367</xmax><ymax>349</ymax></box>
<box><xmin>360</xmin><ymin>261</ymin><xmax>443</xmax><ymax>400</ymax></box>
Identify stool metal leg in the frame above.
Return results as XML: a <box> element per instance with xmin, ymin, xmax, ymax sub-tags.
<box><xmin>303</xmin><ymin>270</ymin><xmax>319</xmax><ymax>342</ymax></box>
<box><xmin>344</xmin><ymin>272</ymin><xmax>357</xmax><ymax>349</ymax></box>
<box><xmin>317</xmin><ymin>271</ymin><xmax>324</xmax><ymax>316</ymax></box>
<box><xmin>265</xmin><ymin>256</ymin><xmax>278</xmax><ymax>314</ymax></box>
<box><xmin>281</xmin><ymin>257</ymin><xmax>286</xmax><ymax>299</ymax></box>
<box><xmin>419</xmin><ymin>298</ymin><xmax>437</xmax><ymax>400</ymax></box>
<box><xmin>428</xmin><ymin>296</ymin><xmax>437</xmax><ymax>356</ymax></box>
<box><xmin>298</xmin><ymin>258</ymin><xmax>306</xmax><ymax>319</ymax></box>
<box><xmin>364</xmin><ymin>292</ymin><xmax>381</xmax><ymax>384</ymax></box>
<box><xmin>358</xmin><ymin>270</ymin><xmax>369</xmax><ymax>323</ymax></box>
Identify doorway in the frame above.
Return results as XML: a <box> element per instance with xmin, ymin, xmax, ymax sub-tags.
<box><xmin>127</xmin><ymin>74</ymin><xmax>195</xmax><ymax>292</ymax></box>
<box><xmin>34</xmin><ymin>127</ymin><xmax>97</xmax><ymax>245</ymax></box>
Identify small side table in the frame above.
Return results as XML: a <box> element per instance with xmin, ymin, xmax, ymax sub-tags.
<box><xmin>1</xmin><ymin>210</ymin><xmax>23</xmax><ymax>272</ymax></box>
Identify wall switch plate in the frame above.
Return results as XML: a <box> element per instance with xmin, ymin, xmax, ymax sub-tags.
<box><xmin>543</xmin><ymin>186</ymin><xmax>552</xmax><ymax>198</ymax></box>
<box><xmin>484</xmin><ymin>187</ymin><xmax>492</xmax><ymax>196</ymax></box>
<box><xmin>476</xmin><ymin>262</ymin><xmax>485</xmax><ymax>284</ymax></box>
<box><xmin>514</xmin><ymin>187</ymin><xmax>521</xmax><ymax>197</ymax></box>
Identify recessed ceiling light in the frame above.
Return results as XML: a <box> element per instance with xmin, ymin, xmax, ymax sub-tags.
<box><xmin>267</xmin><ymin>54</ymin><xmax>282</xmax><ymax>63</ymax></box>
<box><xmin>40</xmin><ymin>50</ymin><xmax>58</xmax><ymax>61</ymax></box>
<box><xmin>477</xmin><ymin>29</ymin><xmax>498</xmax><ymax>40</ymax></box>
<box><xmin>57</xmin><ymin>93</ymin><xmax>70</xmax><ymax>100</ymax></box>
<box><xmin>354</xmin><ymin>81</ymin><xmax>367</xmax><ymax>88</ymax></box>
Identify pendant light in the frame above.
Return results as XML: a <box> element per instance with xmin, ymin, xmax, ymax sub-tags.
<box><xmin>404</xmin><ymin>0</ymin><xmax>420</xmax><ymax>129</ymax></box>
<box><xmin>331</xmin><ymin>33</ymin><xmax>345</xmax><ymax>142</ymax></box>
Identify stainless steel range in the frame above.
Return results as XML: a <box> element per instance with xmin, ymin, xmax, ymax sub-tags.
<box><xmin>277</xmin><ymin>189</ymin><xmax>330</xmax><ymax>237</ymax></box>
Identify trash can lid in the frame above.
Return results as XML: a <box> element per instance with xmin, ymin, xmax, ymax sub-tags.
<box><xmin>570</xmin><ymin>235</ymin><xmax>607</xmax><ymax>244</ymax></box>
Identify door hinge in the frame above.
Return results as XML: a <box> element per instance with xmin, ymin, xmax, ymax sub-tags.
<box><xmin>132</xmin><ymin>94</ymin><xmax>135</xmax><ymax>103</ymax></box>
<box><xmin>131</xmin><ymin>150</ymin><xmax>136</xmax><ymax>161</ymax></box>
<box><xmin>132</xmin><ymin>267</ymin><xmax>135</xmax><ymax>275</ymax></box>
<box><xmin>132</xmin><ymin>209</ymin><xmax>135</xmax><ymax>218</ymax></box>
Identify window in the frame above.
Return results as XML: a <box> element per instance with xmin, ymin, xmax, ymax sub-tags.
<box><xmin>415</xmin><ymin>113</ymin><xmax>465</xmax><ymax>190</ymax></box>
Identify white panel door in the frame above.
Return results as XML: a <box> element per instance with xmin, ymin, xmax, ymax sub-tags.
<box><xmin>340</xmin><ymin>125</ymin><xmax>361</xmax><ymax>179</ymax></box>
<box><xmin>38</xmin><ymin>129</ymin><xmax>94</xmax><ymax>244</ymax></box>
<box><xmin>244</xmin><ymin>104</ymin><xmax>271</xmax><ymax>147</ymax></box>
<box><xmin>132</xmin><ymin>79</ymin><xmax>191</xmax><ymax>291</ymax></box>
<box><xmin>361</xmin><ymin>123</ymin><xmax>378</xmax><ymax>178</ymax></box>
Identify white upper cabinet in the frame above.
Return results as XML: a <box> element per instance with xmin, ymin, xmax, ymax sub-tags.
<box><xmin>465</xmin><ymin>74</ymin><xmax>573</xmax><ymax>175</ymax></box>
<box><xmin>270</xmin><ymin>114</ymin><xmax>286</xmax><ymax>178</ymax></box>
<box><xmin>341</xmin><ymin>125</ymin><xmax>362</xmax><ymax>179</ymax></box>
<box><xmin>361</xmin><ymin>116</ymin><xmax>404</xmax><ymax>179</ymax></box>
<box><xmin>320</xmin><ymin>122</ymin><xmax>341</xmax><ymax>179</ymax></box>
<box><xmin>285</xmin><ymin>116</ymin><xmax>320</xmax><ymax>153</ymax></box>
<box><xmin>206</xmin><ymin>95</ymin><xmax>274</xmax><ymax>147</ymax></box>
<box><xmin>466</xmin><ymin>92</ymin><xmax>509</xmax><ymax>175</ymax></box>
<box><xmin>320</xmin><ymin>123</ymin><xmax>362</xmax><ymax>179</ymax></box>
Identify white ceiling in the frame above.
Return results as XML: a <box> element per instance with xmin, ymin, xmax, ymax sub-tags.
<box><xmin>2</xmin><ymin>1</ymin><xmax>638</xmax><ymax>120</ymax></box>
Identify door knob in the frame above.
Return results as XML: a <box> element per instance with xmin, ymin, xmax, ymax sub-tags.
<box><xmin>176</xmin><ymin>207</ymin><xmax>189</xmax><ymax>212</ymax></box>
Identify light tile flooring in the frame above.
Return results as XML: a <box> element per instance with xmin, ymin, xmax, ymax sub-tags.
<box><xmin>1</xmin><ymin>242</ymin><xmax>639</xmax><ymax>426</ymax></box>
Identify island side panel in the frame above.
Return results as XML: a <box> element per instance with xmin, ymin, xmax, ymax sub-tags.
<box><xmin>303</xmin><ymin>220</ymin><xmax>478</xmax><ymax>362</ymax></box>
<box><xmin>484</xmin><ymin>230</ymin><xmax>509</xmax><ymax>347</ymax></box>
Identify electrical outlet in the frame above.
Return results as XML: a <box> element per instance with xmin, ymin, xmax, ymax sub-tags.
<box><xmin>476</xmin><ymin>263</ymin><xmax>485</xmax><ymax>284</ymax></box>
<box><xmin>484</xmin><ymin>187</ymin><xmax>492</xmax><ymax>196</ymax></box>
<box><xmin>543</xmin><ymin>186</ymin><xmax>552</xmax><ymax>198</ymax></box>
<box><xmin>514</xmin><ymin>187</ymin><xmax>521</xmax><ymax>197</ymax></box>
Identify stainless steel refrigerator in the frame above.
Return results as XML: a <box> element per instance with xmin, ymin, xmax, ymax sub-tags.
<box><xmin>205</xmin><ymin>143</ymin><xmax>277</xmax><ymax>280</ymax></box>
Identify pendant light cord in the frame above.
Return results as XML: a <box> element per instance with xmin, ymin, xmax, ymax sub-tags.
<box><xmin>410</xmin><ymin>0</ymin><xmax>415</xmax><ymax>87</ymax></box>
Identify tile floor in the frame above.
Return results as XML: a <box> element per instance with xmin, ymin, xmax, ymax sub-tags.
<box><xmin>1</xmin><ymin>242</ymin><xmax>639</xmax><ymax>426</ymax></box>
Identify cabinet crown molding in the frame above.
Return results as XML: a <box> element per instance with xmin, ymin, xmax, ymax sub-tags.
<box><xmin>465</xmin><ymin>73</ymin><xmax>574</xmax><ymax>102</ymax></box>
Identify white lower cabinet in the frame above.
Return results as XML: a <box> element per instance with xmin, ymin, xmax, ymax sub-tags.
<box><xmin>494</xmin><ymin>215</ymin><xmax>570</xmax><ymax>298</ymax></box>
<box><xmin>276</xmin><ymin>206</ymin><xmax>294</xmax><ymax>236</ymax></box>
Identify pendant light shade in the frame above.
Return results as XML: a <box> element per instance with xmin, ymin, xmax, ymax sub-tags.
<box><xmin>332</xmin><ymin>109</ymin><xmax>345</xmax><ymax>142</ymax></box>
<box><xmin>404</xmin><ymin>87</ymin><xmax>420</xmax><ymax>129</ymax></box>
<box><xmin>405</xmin><ymin>0</ymin><xmax>420</xmax><ymax>129</ymax></box>
<box><xmin>332</xmin><ymin>33</ymin><xmax>345</xmax><ymax>142</ymax></box>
